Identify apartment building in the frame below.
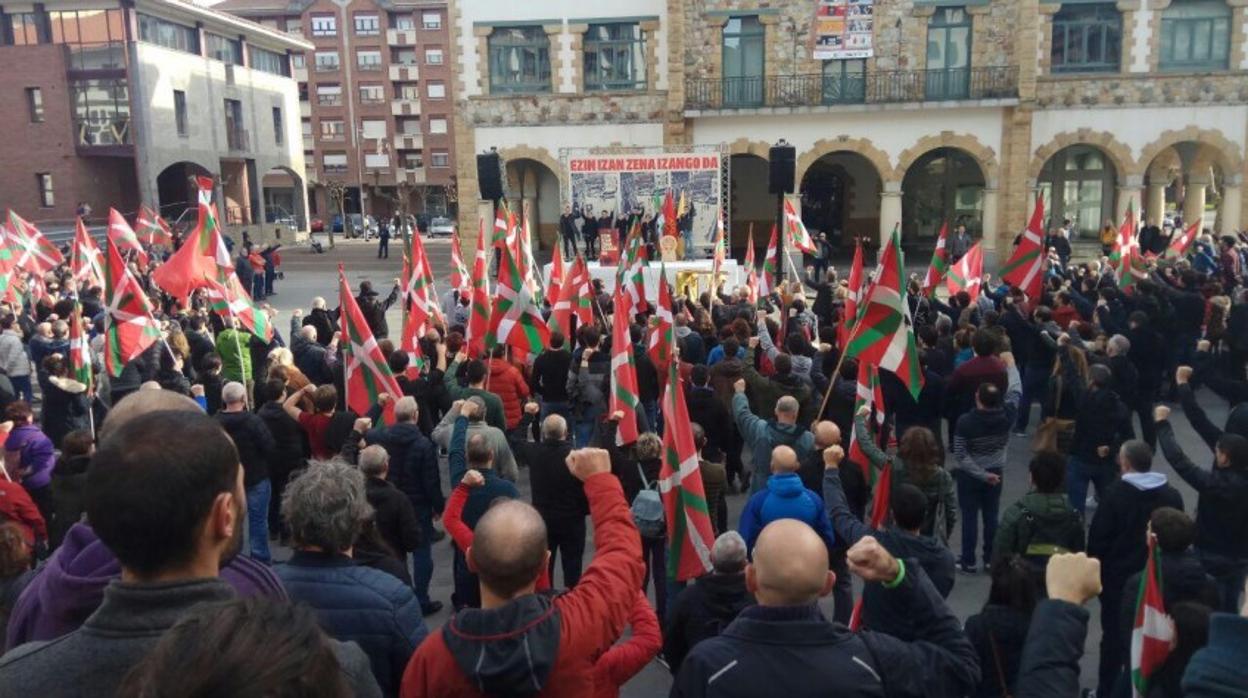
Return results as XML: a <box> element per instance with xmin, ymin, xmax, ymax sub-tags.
<box><xmin>447</xmin><ymin>0</ymin><xmax>1248</xmax><ymax>262</ymax></box>
<box><xmin>0</xmin><ymin>0</ymin><xmax>310</xmax><ymax>241</ymax></box>
<box><xmin>215</xmin><ymin>0</ymin><xmax>456</xmax><ymax>224</ymax></box>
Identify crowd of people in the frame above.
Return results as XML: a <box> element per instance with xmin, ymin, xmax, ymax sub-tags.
<box><xmin>0</xmin><ymin>216</ymin><xmax>1245</xmax><ymax>698</ymax></box>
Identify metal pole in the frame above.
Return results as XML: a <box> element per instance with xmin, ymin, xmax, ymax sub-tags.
<box><xmin>775</xmin><ymin>191</ymin><xmax>785</xmax><ymax>285</ymax></box>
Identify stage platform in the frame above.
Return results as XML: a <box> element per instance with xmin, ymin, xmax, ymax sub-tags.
<box><xmin>543</xmin><ymin>259</ymin><xmax>741</xmax><ymax>302</ymax></box>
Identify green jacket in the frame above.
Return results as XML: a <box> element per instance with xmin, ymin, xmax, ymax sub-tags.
<box><xmin>741</xmin><ymin>347</ymin><xmax>815</xmax><ymax>426</ymax></box>
<box><xmin>216</xmin><ymin>328</ymin><xmax>260</xmax><ymax>383</ymax></box>
<box><xmin>992</xmin><ymin>491</ymin><xmax>1085</xmax><ymax>567</ymax></box>
<box><xmin>854</xmin><ymin>413</ymin><xmax>958</xmax><ymax>542</ymax></box>
<box><xmin>444</xmin><ymin>357</ymin><xmax>507</xmax><ymax>431</ymax></box>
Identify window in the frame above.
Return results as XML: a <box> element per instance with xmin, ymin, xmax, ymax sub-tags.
<box><xmin>137</xmin><ymin>14</ymin><xmax>199</xmax><ymax>54</ymax></box>
<box><xmin>361</xmin><ymin>119</ymin><xmax>387</xmax><ymax>139</ymax></box>
<box><xmin>48</xmin><ymin>9</ymin><xmax>127</xmax><ymax>69</ymax></box>
<box><xmin>320</xmin><ymin>119</ymin><xmax>345</xmax><ymax>139</ymax></box>
<box><xmin>393</xmin><ymin>14</ymin><xmax>415</xmax><ymax>31</ymax></box>
<box><xmin>397</xmin><ymin>118</ymin><xmax>421</xmax><ymax>135</ymax></box>
<box><xmin>272</xmin><ymin>107</ymin><xmax>284</xmax><ymax>145</ymax></box>
<box><xmin>359</xmin><ymin>84</ymin><xmax>385</xmax><ymax>102</ymax></box>
<box><xmin>821</xmin><ymin>59</ymin><xmax>866</xmax><ymax>104</ymax></box>
<box><xmin>422</xmin><ymin>12</ymin><xmax>442</xmax><ymax>30</ymax></box>
<box><xmin>9</xmin><ymin>13</ymin><xmax>42</xmax><ymax>45</ymax></box>
<box><xmin>174</xmin><ymin>89</ymin><xmax>188</xmax><ymax>136</ymax></box>
<box><xmin>206</xmin><ymin>33</ymin><xmax>243</xmax><ymax>64</ymax></box>
<box><xmin>251</xmin><ymin>47</ymin><xmax>289</xmax><ymax>76</ymax></box>
<box><xmin>425</xmin><ymin>48</ymin><xmax>443</xmax><ymax>65</ymax></box>
<box><xmin>323</xmin><ymin>152</ymin><xmax>348</xmax><ymax>174</ymax></box>
<box><xmin>357</xmin><ymin>49</ymin><xmax>382</xmax><ymax>70</ymax></box>
<box><xmin>315</xmin><ymin>51</ymin><xmax>340</xmax><ymax>71</ymax></box>
<box><xmin>26</xmin><ymin>88</ymin><xmax>43</xmax><ymax>123</ymax></box>
<box><xmin>364</xmin><ymin>153</ymin><xmax>390</xmax><ymax>169</ymax></box>
<box><xmin>398</xmin><ymin>84</ymin><xmax>420</xmax><ymax>100</ymax></box>
<box><xmin>354</xmin><ymin>13</ymin><xmax>380</xmax><ymax>36</ymax></box>
<box><xmin>316</xmin><ymin>84</ymin><xmax>342</xmax><ymax>105</ymax></box>
<box><xmin>36</xmin><ymin>174</ymin><xmax>54</xmax><ymax>208</ymax></box>
<box><xmin>311</xmin><ymin>14</ymin><xmax>336</xmax><ymax>37</ymax></box>
<box><xmin>427</xmin><ymin>81</ymin><xmax>446</xmax><ymax>99</ymax></box>
<box><xmin>584</xmin><ymin>23</ymin><xmax>646</xmax><ymax>91</ymax></box>
<box><xmin>403</xmin><ymin>153</ymin><xmax>423</xmax><ymax>169</ymax></box>
<box><xmin>429</xmin><ymin>116</ymin><xmax>447</xmax><ymax>134</ymax></box>
<box><xmin>71</xmin><ymin>78</ymin><xmax>131</xmax><ymax>145</ymax></box>
<box><xmin>224</xmin><ymin>98</ymin><xmax>245</xmax><ymax>149</ymax></box>
<box><xmin>393</xmin><ymin>48</ymin><xmax>417</xmax><ymax>65</ymax></box>
<box><xmin>722</xmin><ymin>17</ymin><xmax>765</xmax><ymax>106</ymax></box>
<box><xmin>430</xmin><ymin>151</ymin><xmax>449</xmax><ymax>168</ymax></box>
<box><xmin>301</xmin><ymin>119</ymin><xmax>313</xmax><ymax>137</ymax></box>
<box><xmin>291</xmin><ymin>53</ymin><xmax>306</xmax><ymax>69</ymax></box>
<box><xmin>1051</xmin><ymin>3</ymin><xmax>1122</xmax><ymax>73</ymax></box>
<box><xmin>926</xmin><ymin>8</ymin><xmax>972</xmax><ymax>99</ymax></box>
<box><xmin>488</xmin><ymin>26</ymin><xmax>550</xmax><ymax>93</ymax></box>
<box><xmin>1160</xmin><ymin>0</ymin><xmax>1230</xmax><ymax>71</ymax></box>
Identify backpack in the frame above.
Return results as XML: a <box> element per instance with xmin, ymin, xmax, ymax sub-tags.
<box><xmin>1014</xmin><ymin>503</ymin><xmax>1083</xmax><ymax>569</ymax></box>
<box><xmin>631</xmin><ymin>464</ymin><xmax>666</xmax><ymax>539</ymax></box>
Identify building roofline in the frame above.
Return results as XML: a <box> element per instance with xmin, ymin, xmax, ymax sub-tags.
<box><xmin>136</xmin><ymin>0</ymin><xmax>313</xmax><ymax>51</ymax></box>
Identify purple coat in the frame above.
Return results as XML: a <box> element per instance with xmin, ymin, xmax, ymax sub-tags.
<box><xmin>4</xmin><ymin>523</ymin><xmax>287</xmax><ymax>651</ymax></box>
<box><xmin>5</xmin><ymin>424</ymin><xmax>56</xmax><ymax>490</ymax></box>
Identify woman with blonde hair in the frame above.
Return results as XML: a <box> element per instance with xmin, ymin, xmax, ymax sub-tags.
<box><xmin>267</xmin><ymin>347</ymin><xmax>311</xmax><ymax>407</ymax></box>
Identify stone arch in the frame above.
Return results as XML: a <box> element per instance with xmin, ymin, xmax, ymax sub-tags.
<box><xmin>896</xmin><ymin>131</ymin><xmax>1000</xmax><ymax>186</ymax></box>
<box><xmin>497</xmin><ymin>145</ymin><xmax>566</xmax><ymax>194</ymax></box>
<box><xmin>796</xmin><ymin>136</ymin><xmax>895</xmax><ymax>185</ymax></box>
<box><xmin>154</xmin><ymin>160</ymin><xmax>214</xmax><ymax>223</ymax></box>
<box><xmin>1029</xmin><ymin>130</ymin><xmax>1136</xmax><ymax>182</ymax></box>
<box><xmin>726</xmin><ymin>138</ymin><xmax>772</xmax><ymax>160</ymax></box>
<box><xmin>1137</xmin><ymin>127</ymin><xmax>1243</xmax><ymax>177</ymax></box>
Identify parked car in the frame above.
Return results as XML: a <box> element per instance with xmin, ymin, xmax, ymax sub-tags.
<box><xmin>428</xmin><ymin>216</ymin><xmax>455</xmax><ymax>237</ymax></box>
<box><xmin>310</xmin><ymin>217</ymin><xmax>325</xmax><ymax>233</ymax></box>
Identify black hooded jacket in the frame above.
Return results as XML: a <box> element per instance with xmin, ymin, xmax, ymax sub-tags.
<box><xmin>662</xmin><ymin>572</ymin><xmax>755</xmax><ymax>674</ymax></box>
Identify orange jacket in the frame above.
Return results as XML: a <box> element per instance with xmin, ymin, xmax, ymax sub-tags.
<box><xmin>400</xmin><ymin>473</ymin><xmax>644</xmax><ymax>698</ymax></box>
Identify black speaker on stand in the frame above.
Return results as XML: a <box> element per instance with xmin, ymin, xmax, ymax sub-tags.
<box><xmin>769</xmin><ymin>141</ymin><xmax>797</xmax><ymax>284</ymax></box>
<box><xmin>477</xmin><ymin>151</ymin><xmax>503</xmax><ymax>202</ymax></box>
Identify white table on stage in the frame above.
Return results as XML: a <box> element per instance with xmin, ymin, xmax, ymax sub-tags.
<box><xmin>542</xmin><ymin>259</ymin><xmax>740</xmax><ymax>303</ymax></box>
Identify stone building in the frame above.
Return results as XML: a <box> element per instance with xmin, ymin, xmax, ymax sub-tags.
<box><xmin>216</xmin><ymin>0</ymin><xmax>457</xmax><ymax>226</ymax></box>
<box><xmin>446</xmin><ymin>0</ymin><xmax>1248</xmax><ymax>263</ymax></box>
<box><xmin>0</xmin><ymin>0</ymin><xmax>310</xmax><ymax>242</ymax></box>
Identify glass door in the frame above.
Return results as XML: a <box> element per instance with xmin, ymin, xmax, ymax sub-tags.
<box><xmin>722</xmin><ymin>17</ymin><xmax>765</xmax><ymax>106</ymax></box>
<box><xmin>926</xmin><ymin>8</ymin><xmax>971</xmax><ymax>100</ymax></box>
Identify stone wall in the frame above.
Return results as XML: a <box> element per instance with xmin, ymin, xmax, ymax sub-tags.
<box><xmin>1035</xmin><ymin>74</ymin><xmax>1248</xmax><ymax>109</ymax></box>
<box><xmin>464</xmin><ymin>93</ymin><xmax>668</xmax><ymax>127</ymax></box>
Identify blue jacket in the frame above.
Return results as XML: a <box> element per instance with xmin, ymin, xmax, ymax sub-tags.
<box><xmin>276</xmin><ymin>552</ymin><xmax>428</xmax><ymax>696</ymax></box>
<box><xmin>738</xmin><ymin>473</ymin><xmax>833</xmax><ymax>552</ymax></box>
<box><xmin>1182</xmin><ymin>612</ymin><xmax>1248</xmax><ymax>697</ymax></box>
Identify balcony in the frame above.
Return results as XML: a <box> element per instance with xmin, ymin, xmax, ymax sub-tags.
<box><xmin>403</xmin><ymin>168</ymin><xmax>427</xmax><ymax>184</ymax></box>
<box><xmin>314</xmin><ymin>62</ymin><xmax>340</xmax><ymax>73</ymax></box>
<box><xmin>317</xmin><ymin>95</ymin><xmax>343</xmax><ymax>106</ymax></box>
<box><xmin>323</xmin><ymin>163</ymin><xmax>349</xmax><ymax>175</ymax></box>
<box><xmin>357</xmin><ymin>62</ymin><xmax>383</xmax><ymax>73</ymax></box>
<box><xmin>292</xmin><ymin>65</ymin><xmax>307</xmax><ymax>82</ymax></box>
<box><xmin>391</xmin><ymin>98</ymin><xmax>421</xmax><ymax>116</ymax></box>
<box><xmin>389</xmin><ymin>64</ymin><xmax>419</xmax><ymax>81</ymax></box>
<box><xmin>684</xmin><ymin>67</ymin><xmax>1019</xmax><ymax>113</ymax></box>
<box><xmin>226</xmin><ymin>127</ymin><xmax>250</xmax><ymax>152</ymax></box>
<box><xmin>394</xmin><ymin>134</ymin><xmax>424</xmax><ymax>150</ymax></box>
<box><xmin>387</xmin><ymin>29</ymin><xmax>416</xmax><ymax>46</ymax></box>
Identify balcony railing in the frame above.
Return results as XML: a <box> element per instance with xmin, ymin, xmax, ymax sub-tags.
<box><xmin>685</xmin><ymin>67</ymin><xmax>1018</xmax><ymax>110</ymax></box>
<box><xmin>315</xmin><ymin>62</ymin><xmax>340</xmax><ymax>72</ymax></box>
<box><xmin>357</xmin><ymin>62</ymin><xmax>383</xmax><ymax>72</ymax></box>
<box><xmin>317</xmin><ymin>95</ymin><xmax>342</xmax><ymax>106</ymax></box>
<box><xmin>323</xmin><ymin>164</ymin><xmax>349</xmax><ymax>175</ymax></box>
<box><xmin>75</xmin><ymin>116</ymin><xmax>131</xmax><ymax>147</ymax></box>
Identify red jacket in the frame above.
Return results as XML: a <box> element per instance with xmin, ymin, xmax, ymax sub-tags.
<box><xmin>0</xmin><ymin>479</ymin><xmax>46</xmax><ymax>544</ymax></box>
<box><xmin>591</xmin><ymin>590</ymin><xmax>662</xmax><ymax>698</ymax></box>
<box><xmin>443</xmin><ymin>482</ymin><xmax>550</xmax><ymax>591</ymax></box>
<box><xmin>487</xmin><ymin>358</ymin><xmax>530</xmax><ymax>429</ymax></box>
<box><xmin>1052</xmin><ymin>304</ymin><xmax>1080</xmax><ymax>330</ymax></box>
<box><xmin>400</xmin><ymin>473</ymin><xmax>644</xmax><ymax>698</ymax></box>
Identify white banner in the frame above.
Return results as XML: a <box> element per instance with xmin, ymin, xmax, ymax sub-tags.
<box><xmin>814</xmin><ymin>0</ymin><xmax>875</xmax><ymax>60</ymax></box>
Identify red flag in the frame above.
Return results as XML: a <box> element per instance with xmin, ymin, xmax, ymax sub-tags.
<box><xmin>107</xmin><ymin>208</ymin><xmax>149</xmax><ymax>266</ymax></box>
<box><xmin>487</xmin><ymin>210</ymin><xmax>550</xmax><ymax>356</ymax></box>
<box><xmin>101</xmin><ymin>239</ymin><xmax>161</xmax><ymax>377</ymax></box>
<box><xmin>550</xmin><ymin>254</ymin><xmax>592</xmax><ymax>337</ymax></box>
<box><xmin>946</xmin><ymin>241</ymin><xmax>985</xmax><ymax>301</ymax></box>
<box><xmin>659</xmin><ymin>358</ymin><xmax>715</xmax><ymax>581</ymax></box>
<box><xmin>784</xmin><ymin>198</ymin><xmax>817</xmax><ymax>254</ymax></box>
<box><xmin>202</xmin><ymin>273</ymin><xmax>275</xmax><ymax>342</ymax></box>
<box><xmin>136</xmin><ymin>205</ymin><xmax>173</xmax><ymax>247</ymax></box>
<box><xmin>338</xmin><ymin>264</ymin><xmax>403</xmax><ymax>422</ymax></box>
<box><xmin>547</xmin><ymin>242</ymin><xmax>565</xmax><ymax>304</ymax></box>
<box><xmin>662</xmin><ymin>191</ymin><xmax>678</xmax><ymax>240</ymax></box>
<box><xmin>399</xmin><ymin>233</ymin><xmax>442</xmax><ymax>375</ymax></box>
<box><xmin>68</xmin><ymin>302</ymin><xmax>93</xmax><ymax>391</ymax></box>
<box><xmin>151</xmin><ymin>177</ymin><xmax>234</xmax><ymax>300</ymax></box>
<box><xmin>839</xmin><ymin>241</ymin><xmax>864</xmax><ymax>351</ymax></box>
<box><xmin>647</xmin><ymin>263</ymin><xmax>675</xmax><ymax>373</ymax></box>
<box><xmin>1000</xmin><ymin>194</ymin><xmax>1046</xmax><ymax>301</ymax></box>
<box><xmin>744</xmin><ymin>225</ymin><xmax>759</xmax><ymax>303</ymax></box>
<box><xmin>920</xmin><ymin>222</ymin><xmax>950</xmax><ymax>296</ymax></box>
<box><xmin>1166</xmin><ymin>221</ymin><xmax>1200</xmax><ymax>259</ymax></box>
<box><xmin>466</xmin><ymin>221</ymin><xmax>492</xmax><ymax>357</ymax></box>
<box><xmin>711</xmin><ymin>210</ymin><xmax>727</xmax><ymax>286</ymax></box>
<box><xmin>6</xmin><ymin>210</ymin><xmax>64</xmax><ymax>274</ymax></box>
<box><xmin>71</xmin><ymin>217</ymin><xmax>105</xmax><ymax>289</ymax></box>
<box><xmin>610</xmin><ymin>288</ymin><xmax>641</xmax><ymax>446</ymax></box>
<box><xmin>758</xmin><ymin>224</ymin><xmax>779</xmax><ymax>296</ymax></box>
<box><xmin>1131</xmin><ymin>535</ymin><xmax>1174</xmax><ymax>696</ymax></box>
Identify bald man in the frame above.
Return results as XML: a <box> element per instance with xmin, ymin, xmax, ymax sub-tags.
<box><xmin>801</xmin><ymin>420</ymin><xmax>858</xmax><ymax>625</ymax></box>
<box><xmin>733</xmin><ymin>379</ymin><xmax>815</xmax><ymax>495</ymax></box>
<box><xmin>671</xmin><ymin>523</ymin><xmax>980</xmax><ymax>698</ymax></box>
<box><xmin>400</xmin><ymin>448</ymin><xmax>646</xmax><ymax>697</ymax></box>
<box><xmin>737</xmin><ymin>445</ymin><xmax>835</xmax><ymax>553</ymax></box>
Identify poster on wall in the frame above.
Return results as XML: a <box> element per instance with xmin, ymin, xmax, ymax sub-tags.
<box><xmin>813</xmin><ymin>0</ymin><xmax>874</xmax><ymax>60</ymax></box>
<box><xmin>566</xmin><ymin>151</ymin><xmax>723</xmax><ymax>257</ymax></box>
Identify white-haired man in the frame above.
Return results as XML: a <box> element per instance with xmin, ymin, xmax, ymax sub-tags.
<box><xmin>213</xmin><ymin>381</ymin><xmax>276</xmax><ymax>563</ymax></box>
<box><xmin>515</xmin><ymin>401</ymin><xmax>587</xmax><ymax>587</ymax></box>
<box><xmin>663</xmin><ymin>531</ymin><xmax>755</xmax><ymax>674</ymax></box>
<box><xmin>300</xmin><ymin>296</ymin><xmax>338</xmax><ymax>347</ymax></box>
<box><xmin>359</xmin><ymin>444</ymin><xmax>423</xmax><ymax>574</ymax></box>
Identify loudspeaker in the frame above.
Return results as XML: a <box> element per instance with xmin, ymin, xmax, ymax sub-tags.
<box><xmin>769</xmin><ymin>144</ymin><xmax>796</xmax><ymax>194</ymax></box>
<box><xmin>477</xmin><ymin>152</ymin><xmax>503</xmax><ymax>201</ymax></box>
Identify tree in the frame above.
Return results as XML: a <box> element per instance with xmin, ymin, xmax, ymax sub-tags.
<box><xmin>324</xmin><ymin>181</ymin><xmax>346</xmax><ymax>249</ymax></box>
